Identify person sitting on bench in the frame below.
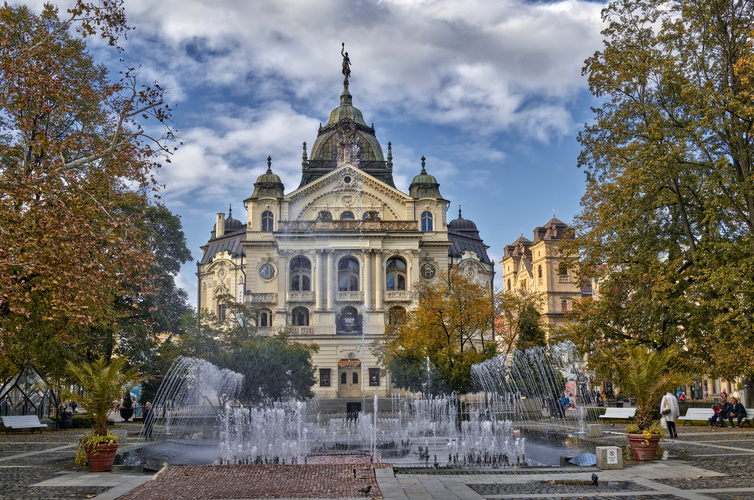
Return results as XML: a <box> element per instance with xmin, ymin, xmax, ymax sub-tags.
<box><xmin>709</xmin><ymin>402</ymin><xmax>724</xmax><ymax>427</ymax></box>
<box><xmin>727</xmin><ymin>397</ymin><xmax>746</xmax><ymax>428</ymax></box>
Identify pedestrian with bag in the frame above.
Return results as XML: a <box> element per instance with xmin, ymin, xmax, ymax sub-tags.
<box><xmin>660</xmin><ymin>391</ymin><xmax>680</xmax><ymax>438</ymax></box>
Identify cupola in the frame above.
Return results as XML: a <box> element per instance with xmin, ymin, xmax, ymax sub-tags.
<box><xmin>249</xmin><ymin>156</ymin><xmax>285</xmax><ymax>200</ymax></box>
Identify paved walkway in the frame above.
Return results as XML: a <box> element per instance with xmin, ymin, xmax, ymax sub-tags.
<box><xmin>1</xmin><ymin>420</ymin><xmax>753</xmax><ymax>499</ymax></box>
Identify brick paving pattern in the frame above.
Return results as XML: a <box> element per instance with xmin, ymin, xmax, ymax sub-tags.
<box><xmin>123</xmin><ymin>464</ymin><xmax>389</xmax><ymax>500</ymax></box>
<box><xmin>0</xmin><ymin>420</ymin><xmax>754</xmax><ymax>498</ymax></box>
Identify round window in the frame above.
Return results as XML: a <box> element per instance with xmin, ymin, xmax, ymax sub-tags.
<box><xmin>343</xmin><ymin>175</ymin><xmax>351</xmax><ymax>184</ymax></box>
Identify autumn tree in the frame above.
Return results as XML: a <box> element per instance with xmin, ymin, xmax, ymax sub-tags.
<box><xmin>0</xmin><ymin>2</ymin><xmax>175</xmax><ymax>376</ymax></box>
<box><xmin>496</xmin><ymin>290</ymin><xmax>547</xmax><ymax>355</ymax></box>
<box><xmin>377</xmin><ymin>268</ymin><xmax>497</xmax><ymax>394</ymax></box>
<box><xmin>571</xmin><ymin>0</ymin><xmax>754</xmax><ymax>404</ymax></box>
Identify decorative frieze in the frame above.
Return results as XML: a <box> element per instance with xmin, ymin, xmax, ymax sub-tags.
<box><xmin>384</xmin><ymin>291</ymin><xmax>411</xmax><ymax>301</ymax></box>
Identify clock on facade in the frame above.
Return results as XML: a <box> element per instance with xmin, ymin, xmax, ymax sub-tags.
<box><xmin>420</xmin><ymin>262</ymin><xmax>436</xmax><ymax>279</ymax></box>
<box><xmin>259</xmin><ymin>263</ymin><xmax>275</xmax><ymax>280</ymax></box>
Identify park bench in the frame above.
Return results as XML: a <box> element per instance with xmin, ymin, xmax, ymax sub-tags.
<box><xmin>598</xmin><ymin>407</ymin><xmax>636</xmax><ymax>423</ymax></box>
<box><xmin>0</xmin><ymin>415</ymin><xmax>48</xmax><ymax>432</ymax></box>
<box><xmin>677</xmin><ymin>408</ymin><xmax>715</xmax><ymax>426</ymax></box>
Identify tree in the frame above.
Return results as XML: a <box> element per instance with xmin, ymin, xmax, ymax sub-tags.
<box><xmin>162</xmin><ymin>300</ymin><xmax>319</xmax><ymax>404</ymax></box>
<box><xmin>571</xmin><ymin>0</ymin><xmax>754</xmax><ymax>402</ymax></box>
<box><xmin>0</xmin><ymin>2</ymin><xmax>174</xmax><ymax>377</ymax></box>
<box><xmin>496</xmin><ymin>290</ymin><xmax>547</xmax><ymax>355</ymax></box>
<box><xmin>377</xmin><ymin>268</ymin><xmax>497</xmax><ymax>394</ymax></box>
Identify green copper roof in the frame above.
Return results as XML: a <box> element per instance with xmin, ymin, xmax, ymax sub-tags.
<box><xmin>249</xmin><ymin>156</ymin><xmax>284</xmax><ymax>199</ymax></box>
<box><xmin>326</xmin><ymin>81</ymin><xmax>368</xmax><ymax>127</ymax></box>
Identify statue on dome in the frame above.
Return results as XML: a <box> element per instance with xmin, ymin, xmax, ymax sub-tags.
<box><xmin>341</xmin><ymin>42</ymin><xmax>351</xmax><ymax>81</ymax></box>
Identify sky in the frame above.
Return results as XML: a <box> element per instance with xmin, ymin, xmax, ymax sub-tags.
<box><xmin>24</xmin><ymin>0</ymin><xmax>608</xmax><ymax>306</ymax></box>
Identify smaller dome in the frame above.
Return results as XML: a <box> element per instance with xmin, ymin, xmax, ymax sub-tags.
<box><xmin>448</xmin><ymin>207</ymin><xmax>479</xmax><ymax>233</ymax></box>
<box><xmin>409</xmin><ymin>157</ymin><xmax>442</xmax><ymax>199</ymax></box>
<box><xmin>249</xmin><ymin>156</ymin><xmax>285</xmax><ymax>200</ymax></box>
<box><xmin>224</xmin><ymin>215</ymin><xmax>244</xmax><ymax>232</ymax></box>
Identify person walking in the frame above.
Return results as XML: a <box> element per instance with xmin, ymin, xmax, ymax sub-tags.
<box><xmin>660</xmin><ymin>391</ymin><xmax>680</xmax><ymax>438</ymax></box>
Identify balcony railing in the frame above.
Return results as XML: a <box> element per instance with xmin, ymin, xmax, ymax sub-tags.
<box><xmin>336</xmin><ymin>291</ymin><xmax>364</xmax><ymax>302</ymax></box>
<box><xmin>287</xmin><ymin>291</ymin><xmax>315</xmax><ymax>302</ymax></box>
<box><xmin>249</xmin><ymin>293</ymin><xmax>277</xmax><ymax>304</ymax></box>
<box><xmin>277</xmin><ymin>220</ymin><xmax>418</xmax><ymax>233</ymax></box>
<box><xmin>384</xmin><ymin>291</ymin><xmax>411</xmax><ymax>301</ymax></box>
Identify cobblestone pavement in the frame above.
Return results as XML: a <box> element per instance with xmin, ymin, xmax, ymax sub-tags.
<box><xmin>1</xmin><ymin>421</ymin><xmax>754</xmax><ymax>499</ymax></box>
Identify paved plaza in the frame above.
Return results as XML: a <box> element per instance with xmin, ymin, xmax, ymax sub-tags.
<box><xmin>1</xmin><ymin>420</ymin><xmax>754</xmax><ymax>499</ymax></box>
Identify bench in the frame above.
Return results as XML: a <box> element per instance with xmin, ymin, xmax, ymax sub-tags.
<box><xmin>1</xmin><ymin>415</ymin><xmax>48</xmax><ymax>432</ymax></box>
<box><xmin>677</xmin><ymin>408</ymin><xmax>715</xmax><ymax>426</ymax></box>
<box><xmin>598</xmin><ymin>407</ymin><xmax>636</xmax><ymax>422</ymax></box>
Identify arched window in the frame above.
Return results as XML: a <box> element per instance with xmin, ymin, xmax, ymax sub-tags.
<box><xmin>352</xmin><ymin>372</ymin><xmax>358</xmax><ymax>384</ymax></box>
<box><xmin>261</xmin><ymin>211</ymin><xmax>274</xmax><ymax>231</ymax></box>
<box><xmin>507</xmin><ymin>279</ymin><xmax>511</xmax><ymax>291</ymax></box>
<box><xmin>421</xmin><ymin>211</ymin><xmax>433</xmax><ymax>231</ymax></box>
<box><xmin>388</xmin><ymin>306</ymin><xmax>406</xmax><ymax>327</ymax></box>
<box><xmin>338</xmin><ymin>257</ymin><xmax>359</xmax><ymax>291</ymax></box>
<box><xmin>561</xmin><ymin>300</ymin><xmax>568</xmax><ymax>312</ymax></box>
<box><xmin>258</xmin><ymin>309</ymin><xmax>272</xmax><ymax>327</ymax></box>
<box><xmin>341</xmin><ymin>372</ymin><xmax>347</xmax><ymax>385</ymax></box>
<box><xmin>538</xmin><ymin>265</ymin><xmax>542</xmax><ymax>279</ymax></box>
<box><xmin>386</xmin><ymin>257</ymin><xmax>407</xmax><ymax>291</ymax></box>
<box><xmin>290</xmin><ymin>256</ymin><xmax>311</xmax><ymax>291</ymax></box>
<box><xmin>292</xmin><ymin>306</ymin><xmax>309</xmax><ymax>326</ymax></box>
<box><xmin>520</xmin><ymin>280</ymin><xmax>526</xmax><ymax>291</ymax></box>
<box><xmin>217</xmin><ymin>304</ymin><xmax>227</xmax><ymax>322</ymax></box>
<box><xmin>340</xmin><ymin>211</ymin><xmax>355</xmax><ymax>220</ymax></box>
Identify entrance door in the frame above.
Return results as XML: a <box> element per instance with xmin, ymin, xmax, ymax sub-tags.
<box><xmin>338</xmin><ymin>367</ymin><xmax>362</xmax><ymax>398</ymax></box>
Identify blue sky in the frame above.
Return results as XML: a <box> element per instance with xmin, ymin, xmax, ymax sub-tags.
<box><xmin>26</xmin><ymin>0</ymin><xmax>608</xmax><ymax>305</ymax></box>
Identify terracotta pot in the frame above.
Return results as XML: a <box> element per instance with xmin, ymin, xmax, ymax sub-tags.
<box><xmin>86</xmin><ymin>442</ymin><xmax>119</xmax><ymax>472</ymax></box>
<box><xmin>626</xmin><ymin>433</ymin><xmax>660</xmax><ymax>461</ymax></box>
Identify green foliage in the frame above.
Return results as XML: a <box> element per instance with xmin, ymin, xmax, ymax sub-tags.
<box><xmin>214</xmin><ymin>332</ymin><xmax>318</xmax><ymax>403</ymax></box>
<box><xmin>497</xmin><ymin>290</ymin><xmax>547</xmax><ymax>355</ymax></box>
<box><xmin>167</xmin><ymin>300</ymin><xmax>319</xmax><ymax>403</ymax></box>
<box><xmin>63</xmin><ymin>357</ymin><xmax>145</xmax><ymax>436</ymax></box>
<box><xmin>569</xmin><ymin>0</ymin><xmax>754</xmax><ymax>383</ymax></box>
<box><xmin>591</xmin><ymin>346</ymin><xmax>688</xmax><ymax>430</ymax></box>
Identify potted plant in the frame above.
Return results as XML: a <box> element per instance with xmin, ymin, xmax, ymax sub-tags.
<box><xmin>63</xmin><ymin>357</ymin><xmax>145</xmax><ymax>471</ymax></box>
<box><xmin>119</xmin><ymin>391</ymin><xmax>134</xmax><ymax>422</ymax></box>
<box><xmin>592</xmin><ymin>345</ymin><xmax>686</xmax><ymax>461</ymax></box>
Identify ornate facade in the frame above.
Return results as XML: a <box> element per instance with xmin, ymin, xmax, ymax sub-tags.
<box><xmin>197</xmin><ymin>66</ymin><xmax>494</xmax><ymax>399</ymax></box>
<box><xmin>501</xmin><ymin>217</ymin><xmax>592</xmax><ymax>329</ymax></box>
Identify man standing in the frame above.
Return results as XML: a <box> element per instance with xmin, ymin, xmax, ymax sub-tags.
<box><xmin>660</xmin><ymin>391</ymin><xmax>680</xmax><ymax>438</ymax></box>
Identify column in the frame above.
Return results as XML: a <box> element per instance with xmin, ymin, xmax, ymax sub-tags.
<box><xmin>314</xmin><ymin>251</ymin><xmax>322</xmax><ymax>311</ymax></box>
<box><xmin>326</xmin><ymin>250</ymin><xmax>333</xmax><ymax>311</ymax></box>
<box><xmin>364</xmin><ymin>250</ymin><xmax>372</xmax><ymax>311</ymax></box>
<box><xmin>277</xmin><ymin>254</ymin><xmax>287</xmax><ymax>313</ymax></box>
<box><xmin>374</xmin><ymin>250</ymin><xmax>383</xmax><ymax>311</ymax></box>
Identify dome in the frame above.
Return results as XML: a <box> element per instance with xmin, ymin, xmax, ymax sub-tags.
<box><xmin>224</xmin><ymin>215</ymin><xmax>244</xmax><ymax>232</ymax></box>
<box><xmin>448</xmin><ymin>207</ymin><xmax>479</xmax><ymax>233</ymax></box>
<box><xmin>409</xmin><ymin>157</ymin><xmax>442</xmax><ymax>199</ymax></box>
<box><xmin>248</xmin><ymin>157</ymin><xmax>285</xmax><ymax>200</ymax></box>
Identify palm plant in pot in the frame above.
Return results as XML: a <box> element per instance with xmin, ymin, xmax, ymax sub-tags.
<box><xmin>592</xmin><ymin>345</ymin><xmax>687</xmax><ymax>460</ymax></box>
<box><xmin>64</xmin><ymin>357</ymin><xmax>145</xmax><ymax>471</ymax></box>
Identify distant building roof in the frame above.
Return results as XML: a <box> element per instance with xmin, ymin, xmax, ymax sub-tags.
<box><xmin>447</xmin><ymin>207</ymin><xmax>491</xmax><ymax>264</ymax></box>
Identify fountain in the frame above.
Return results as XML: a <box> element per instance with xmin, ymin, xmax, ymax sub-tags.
<box><xmin>134</xmin><ymin>343</ymin><xmax>595</xmax><ymax>469</ymax></box>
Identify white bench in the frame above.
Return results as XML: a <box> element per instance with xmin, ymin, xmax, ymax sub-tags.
<box><xmin>1</xmin><ymin>415</ymin><xmax>48</xmax><ymax>432</ymax></box>
<box><xmin>677</xmin><ymin>408</ymin><xmax>715</xmax><ymax>425</ymax></box>
<box><xmin>598</xmin><ymin>407</ymin><xmax>636</xmax><ymax>422</ymax></box>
